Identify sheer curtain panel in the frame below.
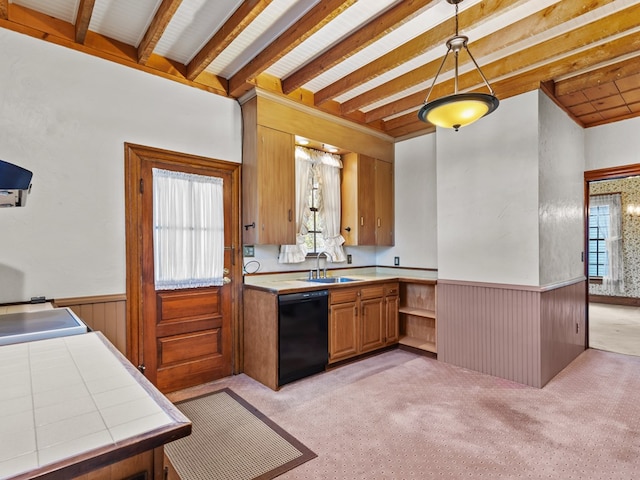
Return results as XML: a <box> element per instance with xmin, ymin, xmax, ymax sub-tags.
<box><xmin>591</xmin><ymin>193</ymin><xmax>624</xmax><ymax>294</ymax></box>
<box><xmin>318</xmin><ymin>154</ymin><xmax>346</xmax><ymax>262</ymax></box>
<box><xmin>152</xmin><ymin>168</ymin><xmax>224</xmax><ymax>289</ymax></box>
<box><xmin>279</xmin><ymin>147</ymin><xmax>313</xmax><ymax>263</ymax></box>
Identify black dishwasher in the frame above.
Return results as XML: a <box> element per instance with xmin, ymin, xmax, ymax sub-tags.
<box><xmin>278</xmin><ymin>290</ymin><xmax>329</xmax><ymax>386</ymax></box>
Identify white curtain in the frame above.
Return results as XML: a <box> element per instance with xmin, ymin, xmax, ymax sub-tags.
<box><xmin>591</xmin><ymin>193</ymin><xmax>624</xmax><ymax>293</ymax></box>
<box><xmin>279</xmin><ymin>146</ymin><xmax>346</xmax><ymax>263</ymax></box>
<box><xmin>152</xmin><ymin>168</ymin><xmax>224</xmax><ymax>289</ymax></box>
<box><xmin>318</xmin><ymin>155</ymin><xmax>346</xmax><ymax>262</ymax></box>
<box><xmin>279</xmin><ymin>148</ymin><xmax>313</xmax><ymax>263</ymax></box>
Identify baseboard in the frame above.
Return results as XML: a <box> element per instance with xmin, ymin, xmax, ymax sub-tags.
<box><xmin>589</xmin><ymin>295</ymin><xmax>640</xmax><ymax>307</ymax></box>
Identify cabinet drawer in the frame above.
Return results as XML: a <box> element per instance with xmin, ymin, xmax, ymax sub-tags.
<box><xmin>385</xmin><ymin>283</ymin><xmax>399</xmax><ymax>296</ymax></box>
<box><xmin>330</xmin><ymin>288</ymin><xmax>359</xmax><ymax>304</ymax></box>
<box><xmin>360</xmin><ymin>285</ymin><xmax>385</xmax><ymax>300</ymax></box>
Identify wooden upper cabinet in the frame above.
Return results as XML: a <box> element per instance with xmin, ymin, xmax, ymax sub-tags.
<box><xmin>341</xmin><ymin>153</ymin><xmax>394</xmax><ymax>246</ymax></box>
<box><xmin>375</xmin><ymin>158</ymin><xmax>394</xmax><ymax>246</ymax></box>
<box><xmin>242</xmin><ymin>106</ymin><xmax>296</xmax><ymax>245</ymax></box>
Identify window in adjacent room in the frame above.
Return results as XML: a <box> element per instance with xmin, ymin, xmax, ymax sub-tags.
<box><xmin>588</xmin><ymin>192</ymin><xmax>624</xmax><ymax>294</ymax></box>
<box><xmin>588</xmin><ymin>203</ymin><xmax>609</xmax><ymax>278</ymax></box>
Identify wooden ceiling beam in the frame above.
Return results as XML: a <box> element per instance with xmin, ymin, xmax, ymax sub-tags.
<box><xmin>556</xmin><ymin>55</ymin><xmax>640</xmax><ymax>96</ymax></box>
<box><xmin>364</xmin><ymin>5</ymin><xmax>640</xmax><ymax>123</ymax></box>
<box><xmin>138</xmin><ymin>0</ymin><xmax>183</xmax><ymax>65</ymax></box>
<box><xmin>228</xmin><ymin>0</ymin><xmax>358</xmax><ymax>98</ymax></box>
<box><xmin>74</xmin><ymin>0</ymin><xmax>95</xmax><ymax>44</ymax></box>
<box><xmin>342</xmin><ymin>0</ymin><xmax>617</xmax><ymax>115</ymax></box>
<box><xmin>187</xmin><ymin>0</ymin><xmax>272</xmax><ymax>81</ymax></box>
<box><xmin>281</xmin><ymin>0</ymin><xmax>438</xmax><ymax>95</ymax></box>
<box><xmin>313</xmin><ymin>0</ymin><xmax>527</xmax><ymax>106</ymax></box>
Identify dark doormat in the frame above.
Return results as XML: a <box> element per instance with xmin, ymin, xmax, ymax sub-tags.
<box><xmin>165</xmin><ymin>388</ymin><xmax>316</xmax><ymax>480</ymax></box>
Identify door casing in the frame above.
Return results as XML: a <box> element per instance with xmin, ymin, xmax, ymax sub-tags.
<box><xmin>584</xmin><ymin>162</ymin><xmax>640</xmax><ymax>348</ymax></box>
<box><xmin>124</xmin><ymin>143</ymin><xmax>243</xmax><ymax>378</ymax></box>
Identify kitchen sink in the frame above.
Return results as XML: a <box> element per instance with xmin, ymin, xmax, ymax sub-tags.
<box><xmin>301</xmin><ymin>277</ymin><xmax>357</xmax><ymax>284</ymax></box>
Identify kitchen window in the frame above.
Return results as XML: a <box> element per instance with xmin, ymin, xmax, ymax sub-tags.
<box><xmin>304</xmin><ymin>171</ymin><xmax>326</xmax><ymax>254</ymax></box>
<box><xmin>279</xmin><ymin>146</ymin><xmax>346</xmax><ymax>263</ymax></box>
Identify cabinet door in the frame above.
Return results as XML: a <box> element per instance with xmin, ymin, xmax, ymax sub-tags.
<box><xmin>357</xmin><ymin>155</ymin><xmax>376</xmax><ymax>245</ymax></box>
<box><xmin>359</xmin><ymin>296</ymin><xmax>385</xmax><ymax>353</ymax></box>
<box><xmin>375</xmin><ymin>159</ymin><xmax>394</xmax><ymax>246</ymax></box>
<box><xmin>385</xmin><ymin>294</ymin><xmax>400</xmax><ymax>345</ymax></box>
<box><xmin>329</xmin><ymin>301</ymin><xmax>358</xmax><ymax>363</ymax></box>
<box><xmin>256</xmin><ymin>126</ymin><xmax>296</xmax><ymax>245</ymax></box>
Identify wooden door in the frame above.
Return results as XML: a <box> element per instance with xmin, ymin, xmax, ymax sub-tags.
<box><xmin>375</xmin><ymin>159</ymin><xmax>394</xmax><ymax>246</ymax></box>
<box><xmin>125</xmin><ymin>144</ymin><xmax>240</xmax><ymax>394</ymax></box>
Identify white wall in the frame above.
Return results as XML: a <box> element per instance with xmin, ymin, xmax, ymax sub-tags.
<box><xmin>377</xmin><ymin>133</ymin><xmax>437</xmax><ymax>269</ymax></box>
<box><xmin>585</xmin><ymin>116</ymin><xmax>640</xmax><ymax>171</ymax></box>
<box><xmin>538</xmin><ymin>92</ymin><xmax>585</xmax><ymax>286</ymax></box>
<box><xmin>0</xmin><ymin>29</ymin><xmax>242</xmax><ymax>303</ymax></box>
<box><xmin>437</xmin><ymin>91</ymin><xmax>541</xmax><ymax>285</ymax></box>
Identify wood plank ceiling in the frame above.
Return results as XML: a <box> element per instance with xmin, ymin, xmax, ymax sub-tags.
<box><xmin>1</xmin><ymin>0</ymin><xmax>639</xmax><ymax>139</ymax></box>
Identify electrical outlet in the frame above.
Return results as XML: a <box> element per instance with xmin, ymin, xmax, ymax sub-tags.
<box><xmin>394</xmin><ymin>256</ymin><xmax>400</xmax><ymax>266</ymax></box>
<box><xmin>347</xmin><ymin>254</ymin><xmax>352</xmax><ymax>264</ymax></box>
<box><xmin>243</xmin><ymin>245</ymin><xmax>255</xmax><ymax>257</ymax></box>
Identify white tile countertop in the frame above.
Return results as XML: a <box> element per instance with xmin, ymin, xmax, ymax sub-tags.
<box><xmin>0</xmin><ymin>332</ymin><xmax>191</xmax><ymax>480</ymax></box>
<box><xmin>243</xmin><ymin>266</ymin><xmax>437</xmax><ymax>293</ymax></box>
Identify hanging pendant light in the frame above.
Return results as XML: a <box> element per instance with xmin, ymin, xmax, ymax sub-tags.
<box><xmin>418</xmin><ymin>0</ymin><xmax>499</xmax><ymax>131</ymax></box>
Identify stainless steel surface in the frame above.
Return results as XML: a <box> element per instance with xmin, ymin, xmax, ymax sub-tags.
<box><xmin>0</xmin><ymin>307</ymin><xmax>88</xmax><ymax>345</ymax></box>
<box><xmin>316</xmin><ymin>252</ymin><xmax>332</xmax><ymax>279</ymax></box>
<box><xmin>301</xmin><ymin>277</ymin><xmax>357</xmax><ymax>284</ymax></box>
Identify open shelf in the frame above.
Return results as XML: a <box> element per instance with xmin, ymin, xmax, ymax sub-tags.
<box><xmin>399</xmin><ymin>335</ymin><xmax>436</xmax><ymax>353</ymax></box>
<box><xmin>399</xmin><ymin>281</ymin><xmax>437</xmax><ymax>354</ymax></box>
<box><xmin>398</xmin><ymin>306</ymin><xmax>435</xmax><ymax>319</ymax></box>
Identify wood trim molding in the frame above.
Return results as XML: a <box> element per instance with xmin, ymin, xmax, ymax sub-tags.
<box><xmin>54</xmin><ymin>294</ymin><xmax>126</xmax><ymax>306</ymax></box>
<box><xmin>584</xmin><ymin>163</ymin><xmax>640</xmax><ymax>182</ymax></box>
<box><xmin>437</xmin><ymin>277</ymin><xmax>586</xmax><ymax>293</ymax></box>
<box><xmin>589</xmin><ymin>294</ymin><xmax>640</xmax><ymax>307</ymax></box>
<box><xmin>239</xmin><ymin>88</ymin><xmax>395</xmax><ymax>143</ymax></box>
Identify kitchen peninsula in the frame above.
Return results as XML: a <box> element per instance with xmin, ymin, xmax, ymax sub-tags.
<box><xmin>0</xmin><ymin>331</ymin><xmax>191</xmax><ymax>480</ymax></box>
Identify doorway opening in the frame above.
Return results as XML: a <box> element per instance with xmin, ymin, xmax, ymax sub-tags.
<box><xmin>125</xmin><ymin>144</ymin><xmax>242</xmax><ymax>393</ymax></box>
<box><xmin>585</xmin><ymin>163</ymin><xmax>640</xmax><ymax>357</ymax></box>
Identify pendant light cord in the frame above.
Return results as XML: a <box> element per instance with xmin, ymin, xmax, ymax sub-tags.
<box><xmin>455</xmin><ymin>2</ymin><xmax>459</xmax><ymax>36</ymax></box>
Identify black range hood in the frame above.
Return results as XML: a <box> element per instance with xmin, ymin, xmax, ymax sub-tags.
<box><xmin>0</xmin><ymin>159</ymin><xmax>33</xmax><ymax>207</ymax></box>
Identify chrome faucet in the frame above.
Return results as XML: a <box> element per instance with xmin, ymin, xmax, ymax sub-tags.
<box><xmin>316</xmin><ymin>251</ymin><xmax>332</xmax><ymax>279</ymax></box>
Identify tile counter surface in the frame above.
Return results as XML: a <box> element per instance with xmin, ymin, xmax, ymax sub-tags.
<box><xmin>244</xmin><ymin>266</ymin><xmax>437</xmax><ymax>293</ymax></box>
<box><xmin>0</xmin><ymin>332</ymin><xmax>191</xmax><ymax>480</ymax></box>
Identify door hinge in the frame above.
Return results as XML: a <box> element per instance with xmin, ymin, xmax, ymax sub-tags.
<box><xmin>139</xmin><ymin>178</ymin><xmax>144</xmax><ymax>194</ymax></box>
<box><xmin>137</xmin><ymin>364</ymin><xmax>146</xmax><ymax>375</ymax></box>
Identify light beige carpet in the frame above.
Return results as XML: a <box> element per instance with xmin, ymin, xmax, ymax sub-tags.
<box><xmin>180</xmin><ymin>348</ymin><xmax>640</xmax><ymax>479</ymax></box>
<box><xmin>589</xmin><ymin>303</ymin><xmax>640</xmax><ymax>356</ymax></box>
<box><xmin>165</xmin><ymin>388</ymin><xmax>316</xmax><ymax>480</ymax></box>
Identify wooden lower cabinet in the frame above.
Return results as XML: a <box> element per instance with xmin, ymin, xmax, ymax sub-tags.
<box><xmin>385</xmin><ymin>284</ymin><xmax>400</xmax><ymax>344</ymax></box>
<box><xmin>71</xmin><ymin>447</ymin><xmax>165</xmax><ymax>480</ymax></box>
<box><xmin>329</xmin><ymin>283</ymin><xmax>399</xmax><ymax>364</ymax></box>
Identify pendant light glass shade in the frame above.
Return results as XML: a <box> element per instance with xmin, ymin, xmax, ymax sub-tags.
<box><xmin>418</xmin><ymin>0</ymin><xmax>499</xmax><ymax>131</ymax></box>
<box><xmin>418</xmin><ymin>93</ymin><xmax>499</xmax><ymax>130</ymax></box>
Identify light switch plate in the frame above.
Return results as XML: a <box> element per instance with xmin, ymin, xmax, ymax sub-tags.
<box><xmin>394</xmin><ymin>256</ymin><xmax>400</xmax><ymax>266</ymax></box>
